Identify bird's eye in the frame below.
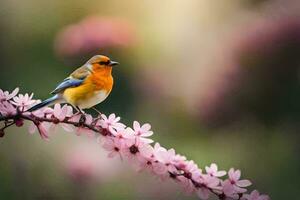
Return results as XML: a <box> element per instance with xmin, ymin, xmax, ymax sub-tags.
<box><xmin>98</xmin><ymin>61</ymin><xmax>110</xmax><ymax>65</ymax></box>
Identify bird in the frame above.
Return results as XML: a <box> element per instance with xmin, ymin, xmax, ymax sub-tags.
<box><xmin>28</xmin><ymin>55</ymin><xmax>119</xmax><ymax>114</ymax></box>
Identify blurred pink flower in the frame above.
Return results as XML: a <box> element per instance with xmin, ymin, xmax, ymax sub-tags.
<box><xmin>205</xmin><ymin>163</ymin><xmax>226</xmax><ymax>177</ymax></box>
<box><xmin>0</xmin><ymin>101</ymin><xmax>17</xmax><ymax>116</ymax></box>
<box><xmin>63</xmin><ymin>143</ymin><xmax>122</xmax><ymax>183</ymax></box>
<box><xmin>242</xmin><ymin>190</ymin><xmax>270</xmax><ymax>200</ymax></box>
<box><xmin>133</xmin><ymin>142</ymin><xmax>171</xmax><ymax>176</ymax></box>
<box><xmin>177</xmin><ymin>175</ymin><xmax>197</xmax><ymax>194</ymax></box>
<box><xmin>177</xmin><ymin>161</ymin><xmax>201</xmax><ymax>194</ymax></box>
<box><xmin>135</xmin><ymin>142</ymin><xmax>170</xmax><ymax>176</ymax></box>
<box><xmin>30</xmin><ymin>105</ymin><xmax>52</xmax><ymax>118</ymax></box>
<box><xmin>137</xmin><ymin>153</ymin><xmax>168</xmax><ymax>176</ymax></box>
<box><xmin>172</xmin><ymin>153</ymin><xmax>187</xmax><ymax>167</ymax></box>
<box><xmin>0</xmin><ymin>87</ymin><xmax>19</xmax><ymax>102</ymax></box>
<box><xmin>228</xmin><ymin>168</ymin><xmax>252</xmax><ymax>193</ymax></box>
<box><xmin>29</xmin><ymin>122</ymin><xmax>51</xmax><ymax>141</ymax></box>
<box><xmin>193</xmin><ymin>173</ymin><xmax>220</xmax><ymax>200</ymax></box>
<box><xmin>197</xmin><ymin>17</ymin><xmax>300</xmax><ymax>126</ymax></box>
<box><xmin>112</xmin><ymin>127</ymin><xmax>135</xmax><ymax>141</ymax></box>
<box><xmin>12</xmin><ymin>93</ymin><xmax>36</xmax><ymax>110</ymax></box>
<box><xmin>98</xmin><ymin>113</ymin><xmax>126</xmax><ymax>135</ymax></box>
<box><xmin>66</xmin><ymin>154</ymin><xmax>95</xmax><ymax>183</ymax></box>
<box><xmin>152</xmin><ymin>162</ymin><xmax>169</xmax><ymax>175</ymax></box>
<box><xmin>54</xmin><ymin>16</ymin><xmax>137</xmax><ymax>57</ymax></box>
<box><xmin>53</xmin><ymin>104</ymin><xmax>73</xmax><ymax>121</ymax></box>
<box><xmin>15</xmin><ymin>119</ymin><xmax>24</xmax><ymax>127</ymax></box>
<box><xmin>221</xmin><ymin>180</ymin><xmax>239</xmax><ymax>199</ymax></box>
<box><xmin>153</xmin><ymin>145</ymin><xmax>177</xmax><ymax>174</ymax></box>
<box><xmin>101</xmin><ymin>137</ymin><xmax>124</xmax><ymax>158</ymax></box>
<box><xmin>38</xmin><ymin>122</ymin><xmax>51</xmax><ymax>140</ymax></box>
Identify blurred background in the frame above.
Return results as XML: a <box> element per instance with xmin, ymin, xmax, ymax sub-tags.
<box><xmin>0</xmin><ymin>0</ymin><xmax>299</xmax><ymax>199</ymax></box>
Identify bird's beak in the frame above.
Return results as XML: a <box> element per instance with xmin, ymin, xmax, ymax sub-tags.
<box><xmin>109</xmin><ymin>61</ymin><xmax>119</xmax><ymax>66</ymax></box>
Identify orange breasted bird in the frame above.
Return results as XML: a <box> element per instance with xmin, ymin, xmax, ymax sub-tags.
<box><xmin>28</xmin><ymin>55</ymin><xmax>119</xmax><ymax>112</ymax></box>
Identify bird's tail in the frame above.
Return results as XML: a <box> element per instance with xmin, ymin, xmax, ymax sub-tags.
<box><xmin>27</xmin><ymin>95</ymin><xmax>61</xmax><ymax>112</ymax></box>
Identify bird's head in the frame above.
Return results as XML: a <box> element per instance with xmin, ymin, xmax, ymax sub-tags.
<box><xmin>86</xmin><ymin>55</ymin><xmax>119</xmax><ymax>72</ymax></box>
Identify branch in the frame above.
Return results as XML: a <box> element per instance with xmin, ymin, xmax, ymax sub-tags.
<box><xmin>0</xmin><ymin>88</ymin><xmax>270</xmax><ymax>200</ymax></box>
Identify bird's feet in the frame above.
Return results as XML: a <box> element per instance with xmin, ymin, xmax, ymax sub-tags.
<box><xmin>92</xmin><ymin>107</ymin><xmax>102</xmax><ymax>116</ymax></box>
<box><xmin>73</xmin><ymin>106</ymin><xmax>86</xmax><ymax>125</ymax></box>
<box><xmin>79</xmin><ymin>114</ymin><xmax>86</xmax><ymax>125</ymax></box>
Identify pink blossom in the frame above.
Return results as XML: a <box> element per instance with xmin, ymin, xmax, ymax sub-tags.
<box><xmin>153</xmin><ymin>142</ymin><xmax>166</xmax><ymax>153</ymax></box>
<box><xmin>15</xmin><ymin>119</ymin><xmax>24</xmax><ymax>127</ymax></box>
<box><xmin>53</xmin><ymin>104</ymin><xmax>73</xmax><ymax>121</ymax></box>
<box><xmin>112</xmin><ymin>127</ymin><xmax>135</xmax><ymax>140</ymax></box>
<box><xmin>172</xmin><ymin>153</ymin><xmax>187</xmax><ymax>164</ymax></box>
<box><xmin>154</xmin><ymin>163</ymin><xmax>171</xmax><ymax>176</ymax></box>
<box><xmin>130</xmin><ymin>142</ymin><xmax>168</xmax><ymax>175</ymax></box>
<box><xmin>122</xmin><ymin>136</ymin><xmax>153</xmax><ymax>161</ymax></box>
<box><xmin>97</xmin><ymin>113</ymin><xmax>126</xmax><ymax>135</ymax></box>
<box><xmin>39</xmin><ymin>123</ymin><xmax>51</xmax><ymax>140</ymax></box>
<box><xmin>138</xmin><ymin>155</ymin><xmax>168</xmax><ymax>176</ymax></box>
<box><xmin>152</xmin><ymin>142</ymin><xmax>167</xmax><ymax>158</ymax></box>
<box><xmin>60</xmin><ymin>123</ymin><xmax>74</xmax><ymax>133</ymax></box>
<box><xmin>133</xmin><ymin>121</ymin><xmax>153</xmax><ymax>136</ymax></box>
<box><xmin>12</xmin><ymin>93</ymin><xmax>36</xmax><ymax>110</ymax></box>
<box><xmin>221</xmin><ymin>180</ymin><xmax>239</xmax><ymax>199</ymax></box>
<box><xmin>29</xmin><ymin>122</ymin><xmax>37</xmax><ymax>135</ymax></box>
<box><xmin>69</xmin><ymin>114</ymin><xmax>94</xmax><ymax>136</ymax></box>
<box><xmin>143</xmin><ymin>143</ymin><xmax>173</xmax><ymax>176</ymax></box>
<box><xmin>175</xmin><ymin>161</ymin><xmax>201</xmax><ymax>194</ymax></box>
<box><xmin>136</xmin><ymin>155</ymin><xmax>154</xmax><ymax>172</ymax></box>
<box><xmin>30</xmin><ymin>105</ymin><xmax>53</xmax><ymax>118</ymax></box>
<box><xmin>29</xmin><ymin>122</ymin><xmax>51</xmax><ymax>140</ymax></box>
<box><xmin>228</xmin><ymin>168</ymin><xmax>252</xmax><ymax>193</ymax></box>
<box><xmin>0</xmin><ymin>101</ymin><xmax>16</xmax><ymax>116</ymax></box>
<box><xmin>101</xmin><ymin>137</ymin><xmax>124</xmax><ymax>158</ymax></box>
<box><xmin>205</xmin><ymin>163</ymin><xmax>226</xmax><ymax>177</ymax></box>
<box><xmin>153</xmin><ymin>146</ymin><xmax>178</xmax><ymax>174</ymax></box>
<box><xmin>196</xmin><ymin>186</ymin><xmax>211</xmax><ymax>200</ymax></box>
<box><xmin>177</xmin><ymin>175</ymin><xmax>197</xmax><ymax>194</ymax></box>
<box><xmin>242</xmin><ymin>190</ymin><xmax>270</xmax><ymax>200</ymax></box>
<box><xmin>181</xmin><ymin>160</ymin><xmax>199</xmax><ymax>174</ymax></box>
<box><xmin>192</xmin><ymin>173</ymin><xmax>220</xmax><ymax>199</ymax></box>
<box><xmin>126</xmin><ymin>121</ymin><xmax>153</xmax><ymax>143</ymax></box>
<box><xmin>149</xmin><ymin>143</ymin><xmax>177</xmax><ymax>175</ymax></box>
<box><xmin>0</xmin><ymin>87</ymin><xmax>19</xmax><ymax>102</ymax></box>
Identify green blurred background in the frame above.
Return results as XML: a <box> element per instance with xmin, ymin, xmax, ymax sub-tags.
<box><xmin>0</xmin><ymin>0</ymin><xmax>299</xmax><ymax>199</ymax></box>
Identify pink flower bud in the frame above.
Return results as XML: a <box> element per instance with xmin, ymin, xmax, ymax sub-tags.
<box><xmin>15</xmin><ymin>119</ymin><xmax>24</xmax><ymax>127</ymax></box>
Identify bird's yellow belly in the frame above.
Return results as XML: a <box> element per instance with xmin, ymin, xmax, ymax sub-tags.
<box><xmin>63</xmin><ymin>86</ymin><xmax>109</xmax><ymax>109</ymax></box>
<box><xmin>78</xmin><ymin>90</ymin><xmax>109</xmax><ymax>109</ymax></box>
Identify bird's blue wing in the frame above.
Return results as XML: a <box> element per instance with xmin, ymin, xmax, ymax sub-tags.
<box><xmin>50</xmin><ymin>77</ymin><xmax>84</xmax><ymax>94</ymax></box>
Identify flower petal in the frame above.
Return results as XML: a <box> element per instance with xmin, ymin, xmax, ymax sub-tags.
<box><xmin>237</xmin><ymin>179</ymin><xmax>252</xmax><ymax>187</ymax></box>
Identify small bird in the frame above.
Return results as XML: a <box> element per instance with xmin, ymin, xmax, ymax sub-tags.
<box><xmin>28</xmin><ymin>55</ymin><xmax>119</xmax><ymax>113</ymax></box>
